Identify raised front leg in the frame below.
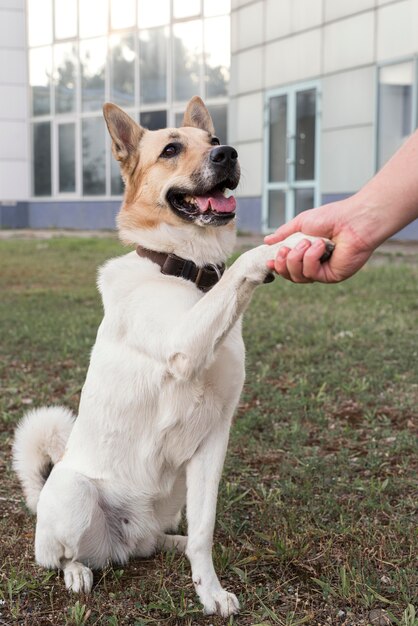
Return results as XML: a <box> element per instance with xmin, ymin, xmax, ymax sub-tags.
<box><xmin>167</xmin><ymin>232</ymin><xmax>333</xmax><ymax>381</ymax></box>
<box><xmin>185</xmin><ymin>422</ymin><xmax>239</xmax><ymax>617</ymax></box>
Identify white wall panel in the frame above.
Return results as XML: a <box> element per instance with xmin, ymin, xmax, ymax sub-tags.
<box><xmin>321</xmin><ymin>126</ymin><xmax>374</xmax><ymax>193</ymax></box>
<box><xmin>234</xmin><ymin>1</ymin><xmax>264</xmax><ymax>50</ymax></box>
<box><xmin>321</xmin><ymin>66</ymin><xmax>375</xmax><ymax>129</ymax></box>
<box><xmin>323</xmin><ymin>12</ymin><xmax>375</xmax><ymax>74</ymax></box>
<box><xmin>265</xmin><ymin>30</ymin><xmax>321</xmax><ymax>88</ymax></box>
<box><xmin>0</xmin><ymin>49</ymin><xmax>27</xmax><ymax>84</ymax></box>
<box><xmin>377</xmin><ymin>0</ymin><xmax>418</xmax><ymax>61</ymax></box>
<box><xmin>231</xmin><ymin>92</ymin><xmax>264</xmax><ymax>142</ymax></box>
<box><xmin>0</xmin><ymin>85</ymin><xmax>28</xmax><ymax>119</ymax></box>
<box><xmin>230</xmin><ymin>47</ymin><xmax>264</xmax><ymax>95</ymax></box>
<box><xmin>325</xmin><ymin>0</ymin><xmax>375</xmax><ymax>22</ymax></box>
<box><xmin>0</xmin><ymin>161</ymin><xmax>29</xmax><ymax>199</ymax></box>
<box><xmin>234</xmin><ymin>141</ymin><xmax>263</xmax><ymax>196</ymax></box>
<box><xmin>0</xmin><ymin>9</ymin><xmax>26</xmax><ymax>48</ymax></box>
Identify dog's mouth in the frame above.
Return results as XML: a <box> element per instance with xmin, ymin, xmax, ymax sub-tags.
<box><xmin>167</xmin><ymin>181</ymin><xmax>237</xmax><ymax>227</ymax></box>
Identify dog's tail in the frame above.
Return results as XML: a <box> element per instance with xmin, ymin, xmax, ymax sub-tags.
<box><xmin>12</xmin><ymin>406</ymin><xmax>76</xmax><ymax>513</ymax></box>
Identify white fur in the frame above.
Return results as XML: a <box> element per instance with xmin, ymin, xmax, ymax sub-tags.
<box><xmin>12</xmin><ymin>227</ymin><xmax>326</xmax><ymax>614</ymax></box>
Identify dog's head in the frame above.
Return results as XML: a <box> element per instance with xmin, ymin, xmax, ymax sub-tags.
<box><xmin>103</xmin><ymin>97</ymin><xmax>240</xmax><ymax>243</ymax></box>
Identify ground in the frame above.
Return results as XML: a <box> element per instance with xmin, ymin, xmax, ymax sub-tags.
<box><xmin>0</xmin><ymin>234</ymin><xmax>417</xmax><ymax>626</ymax></box>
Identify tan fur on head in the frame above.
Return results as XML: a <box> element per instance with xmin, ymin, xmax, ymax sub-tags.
<box><xmin>103</xmin><ymin>97</ymin><xmax>230</xmax><ymax>243</ymax></box>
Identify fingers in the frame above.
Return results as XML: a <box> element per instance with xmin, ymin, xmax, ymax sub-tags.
<box><xmin>270</xmin><ymin>238</ymin><xmax>328</xmax><ymax>283</ymax></box>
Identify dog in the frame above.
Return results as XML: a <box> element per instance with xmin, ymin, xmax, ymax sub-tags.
<box><xmin>12</xmin><ymin>97</ymin><xmax>332</xmax><ymax>617</ymax></box>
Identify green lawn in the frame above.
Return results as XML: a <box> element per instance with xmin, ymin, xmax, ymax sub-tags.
<box><xmin>0</xmin><ymin>237</ymin><xmax>417</xmax><ymax>626</ymax></box>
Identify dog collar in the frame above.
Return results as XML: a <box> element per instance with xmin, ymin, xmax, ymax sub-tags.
<box><xmin>136</xmin><ymin>246</ymin><xmax>226</xmax><ymax>293</ymax></box>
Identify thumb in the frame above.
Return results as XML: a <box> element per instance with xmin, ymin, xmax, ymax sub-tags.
<box><xmin>264</xmin><ymin>216</ymin><xmax>303</xmax><ymax>244</ymax></box>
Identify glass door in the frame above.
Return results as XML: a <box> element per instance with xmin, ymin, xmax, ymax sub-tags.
<box><xmin>263</xmin><ymin>82</ymin><xmax>320</xmax><ymax>231</ymax></box>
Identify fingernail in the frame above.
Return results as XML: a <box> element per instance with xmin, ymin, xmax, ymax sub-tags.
<box><xmin>312</xmin><ymin>239</ymin><xmax>324</xmax><ymax>248</ymax></box>
<box><xmin>295</xmin><ymin>239</ymin><xmax>310</xmax><ymax>250</ymax></box>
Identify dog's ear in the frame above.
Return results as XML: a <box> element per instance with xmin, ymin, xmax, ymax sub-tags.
<box><xmin>103</xmin><ymin>103</ymin><xmax>144</xmax><ymax>164</ymax></box>
<box><xmin>182</xmin><ymin>96</ymin><xmax>215</xmax><ymax>135</ymax></box>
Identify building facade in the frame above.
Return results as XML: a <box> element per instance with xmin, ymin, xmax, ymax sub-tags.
<box><xmin>1</xmin><ymin>0</ymin><xmax>418</xmax><ymax>238</ymax></box>
<box><xmin>230</xmin><ymin>0</ymin><xmax>418</xmax><ymax>238</ymax></box>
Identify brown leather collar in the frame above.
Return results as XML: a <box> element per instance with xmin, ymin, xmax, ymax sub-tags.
<box><xmin>136</xmin><ymin>246</ymin><xmax>225</xmax><ymax>292</ymax></box>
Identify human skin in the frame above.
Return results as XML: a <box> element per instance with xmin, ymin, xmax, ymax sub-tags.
<box><xmin>264</xmin><ymin>129</ymin><xmax>418</xmax><ymax>283</ymax></box>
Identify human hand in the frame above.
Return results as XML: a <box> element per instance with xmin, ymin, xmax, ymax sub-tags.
<box><xmin>264</xmin><ymin>199</ymin><xmax>375</xmax><ymax>283</ymax></box>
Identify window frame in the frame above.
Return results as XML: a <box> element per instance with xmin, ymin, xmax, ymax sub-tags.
<box><xmin>263</xmin><ymin>81</ymin><xmax>321</xmax><ymax>234</ymax></box>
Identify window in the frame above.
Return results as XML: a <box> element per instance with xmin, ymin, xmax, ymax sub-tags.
<box><xmin>377</xmin><ymin>61</ymin><xmax>416</xmax><ymax>169</ymax></box>
<box><xmin>28</xmin><ymin>0</ymin><xmax>230</xmax><ymax>199</ymax></box>
<box><xmin>264</xmin><ymin>83</ymin><xmax>320</xmax><ymax>231</ymax></box>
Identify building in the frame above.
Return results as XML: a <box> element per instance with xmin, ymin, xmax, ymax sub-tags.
<box><xmin>1</xmin><ymin>0</ymin><xmax>418</xmax><ymax>238</ymax></box>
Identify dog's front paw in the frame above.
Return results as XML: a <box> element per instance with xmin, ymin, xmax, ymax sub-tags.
<box><xmin>63</xmin><ymin>561</ymin><xmax>93</xmax><ymax>594</ymax></box>
<box><xmin>201</xmin><ymin>588</ymin><xmax>240</xmax><ymax>617</ymax></box>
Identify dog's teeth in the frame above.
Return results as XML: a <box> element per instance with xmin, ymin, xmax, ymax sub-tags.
<box><xmin>184</xmin><ymin>195</ymin><xmax>196</xmax><ymax>205</ymax></box>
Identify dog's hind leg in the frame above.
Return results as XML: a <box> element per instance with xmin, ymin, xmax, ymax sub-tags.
<box><xmin>35</xmin><ymin>465</ymin><xmax>109</xmax><ymax>593</ymax></box>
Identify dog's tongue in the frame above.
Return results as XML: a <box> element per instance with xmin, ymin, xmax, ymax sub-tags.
<box><xmin>195</xmin><ymin>190</ymin><xmax>236</xmax><ymax>214</ymax></box>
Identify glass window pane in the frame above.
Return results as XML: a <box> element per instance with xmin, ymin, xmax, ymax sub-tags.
<box><xmin>111</xmin><ymin>158</ymin><xmax>124</xmax><ymax>195</ymax></box>
<box><xmin>28</xmin><ymin>0</ymin><xmax>52</xmax><ymax>47</ymax></box>
<box><xmin>80</xmin><ymin>39</ymin><xmax>106</xmax><ymax>112</ymax></box>
<box><xmin>173</xmin><ymin>0</ymin><xmax>200</xmax><ymax>19</ymax></box>
<box><xmin>58</xmin><ymin>123</ymin><xmax>76</xmax><ymax>193</ymax></box>
<box><xmin>204</xmin><ymin>16</ymin><xmax>230</xmax><ymax>98</ymax></box>
<box><xmin>207</xmin><ymin>104</ymin><xmax>227</xmax><ymax>144</ymax></box>
<box><xmin>295</xmin><ymin>188</ymin><xmax>314</xmax><ymax>215</ymax></box>
<box><xmin>378</xmin><ymin>62</ymin><xmax>413</xmax><ymax>169</ymax></box>
<box><xmin>269</xmin><ymin>95</ymin><xmax>287</xmax><ymax>183</ymax></box>
<box><xmin>138</xmin><ymin>0</ymin><xmax>169</xmax><ymax>27</ymax></box>
<box><xmin>30</xmin><ymin>47</ymin><xmax>52</xmax><ymax>116</ymax></box>
<box><xmin>79</xmin><ymin>0</ymin><xmax>108</xmax><ymax>38</ymax></box>
<box><xmin>140</xmin><ymin>110</ymin><xmax>167</xmax><ymax>130</ymax></box>
<box><xmin>82</xmin><ymin>118</ymin><xmax>106</xmax><ymax>195</ymax></box>
<box><xmin>33</xmin><ymin>122</ymin><xmax>51</xmax><ymax>196</ymax></box>
<box><xmin>54</xmin><ymin>0</ymin><xmax>77</xmax><ymax>39</ymax></box>
<box><xmin>173</xmin><ymin>21</ymin><xmax>202</xmax><ymax>102</ymax></box>
<box><xmin>268</xmin><ymin>190</ymin><xmax>286</xmax><ymax>229</ymax></box>
<box><xmin>54</xmin><ymin>43</ymin><xmax>77</xmax><ymax>114</ymax></box>
<box><xmin>295</xmin><ymin>89</ymin><xmax>316</xmax><ymax>181</ymax></box>
<box><xmin>204</xmin><ymin>0</ymin><xmax>230</xmax><ymax>16</ymax></box>
<box><xmin>110</xmin><ymin>34</ymin><xmax>135</xmax><ymax>107</ymax></box>
<box><xmin>139</xmin><ymin>28</ymin><xmax>168</xmax><ymax>105</ymax></box>
<box><xmin>111</xmin><ymin>0</ymin><xmax>136</xmax><ymax>29</ymax></box>
<box><xmin>175</xmin><ymin>111</ymin><xmax>184</xmax><ymax>127</ymax></box>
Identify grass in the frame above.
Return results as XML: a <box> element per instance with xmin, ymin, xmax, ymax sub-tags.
<box><xmin>0</xmin><ymin>236</ymin><xmax>417</xmax><ymax>626</ymax></box>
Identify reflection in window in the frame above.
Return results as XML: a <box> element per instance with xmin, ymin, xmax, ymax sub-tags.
<box><xmin>54</xmin><ymin>43</ymin><xmax>77</xmax><ymax>114</ymax></box>
<box><xmin>295</xmin><ymin>188</ymin><xmax>314</xmax><ymax>215</ymax></box>
<box><xmin>30</xmin><ymin>47</ymin><xmax>52</xmax><ymax>116</ymax></box>
<box><xmin>80</xmin><ymin>39</ymin><xmax>106</xmax><ymax>112</ymax></box>
<box><xmin>139</xmin><ymin>28</ymin><xmax>168</xmax><ymax>104</ymax></box>
<box><xmin>58</xmin><ymin>123</ymin><xmax>76</xmax><ymax>192</ymax></box>
<box><xmin>295</xmin><ymin>89</ymin><xmax>316</xmax><ymax>181</ymax></box>
<box><xmin>111</xmin><ymin>158</ymin><xmax>124</xmax><ymax>196</ymax></box>
<box><xmin>110</xmin><ymin>34</ymin><xmax>135</xmax><ymax>107</ymax></box>
<box><xmin>79</xmin><ymin>0</ymin><xmax>108</xmax><ymax>38</ymax></box>
<box><xmin>140</xmin><ymin>110</ymin><xmax>167</xmax><ymax>130</ymax></box>
<box><xmin>111</xmin><ymin>0</ymin><xmax>136</xmax><ymax>29</ymax></box>
<box><xmin>54</xmin><ymin>0</ymin><xmax>77</xmax><ymax>39</ymax></box>
<box><xmin>82</xmin><ymin>118</ymin><xmax>106</xmax><ymax>195</ymax></box>
<box><xmin>173</xmin><ymin>0</ymin><xmax>200</xmax><ymax>19</ymax></box>
<box><xmin>204</xmin><ymin>16</ymin><xmax>230</xmax><ymax>98</ymax></box>
<box><xmin>268</xmin><ymin>190</ymin><xmax>286</xmax><ymax>229</ymax></box>
<box><xmin>175</xmin><ymin>111</ymin><xmax>185</xmax><ymax>127</ymax></box>
<box><xmin>28</xmin><ymin>0</ymin><xmax>52</xmax><ymax>47</ymax></box>
<box><xmin>269</xmin><ymin>95</ymin><xmax>287</xmax><ymax>183</ymax></box>
<box><xmin>378</xmin><ymin>62</ymin><xmax>413</xmax><ymax>169</ymax></box>
<box><xmin>173</xmin><ymin>21</ymin><xmax>202</xmax><ymax>101</ymax></box>
<box><xmin>138</xmin><ymin>0</ymin><xmax>170</xmax><ymax>27</ymax></box>
<box><xmin>33</xmin><ymin>122</ymin><xmax>52</xmax><ymax>196</ymax></box>
<box><xmin>207</xmin><ymin>104</ymin><xmax>227</xmax><ymax>144</ymax></box>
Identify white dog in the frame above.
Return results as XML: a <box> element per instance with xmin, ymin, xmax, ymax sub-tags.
<box><xmin>13</xmin><ymin>97</ymin><xmax>331</xmax><ymax>617</ymax></box>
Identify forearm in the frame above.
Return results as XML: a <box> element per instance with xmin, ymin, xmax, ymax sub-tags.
<box><xmin>353</xmin><ymin>130</ymin><xmax>418</xmax><ymax>248</ymax></box>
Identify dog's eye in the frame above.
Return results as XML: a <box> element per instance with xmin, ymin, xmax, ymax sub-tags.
<box><xmin>210</xmin><ymin>137</ymin><xmax>220</xmax><ymax>146</ymax></box>
<box><xmin>161</xmin><ymin>143</ymin><xmax>180</xmax><ymax>158</ymax></box>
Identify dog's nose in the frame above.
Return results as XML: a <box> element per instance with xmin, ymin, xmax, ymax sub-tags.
<box><xmin>210</xmin><ymin>145</ymin><xmax>238</xmax><ymax>165</ymax></box>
